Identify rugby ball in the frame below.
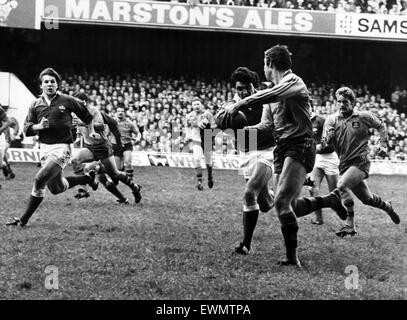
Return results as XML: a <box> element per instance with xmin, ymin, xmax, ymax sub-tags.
<box><xmin>94</xmin><ymin>121</ymin><xmax>105</xmax><ymax>133</ymax></box>
<box><xmin>231</xmin><ymin>111</ymin><xmax>248</xmax><ymax>129</ymax></box>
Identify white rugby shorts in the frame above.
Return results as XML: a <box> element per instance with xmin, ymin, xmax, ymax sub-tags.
<box><xmin>314</xmin><ymin>152</ymin><xmax>339</xmax><ymax>175</ymax></box>
<box><xmin>239</xmin><ymin>147</ymin><xmax>274</xmax><ymax>179</ymax></box>
<box><xmin>39</xmin><ymin>143</ymin><xmax>72</xmax><ymax>169</ymax></box>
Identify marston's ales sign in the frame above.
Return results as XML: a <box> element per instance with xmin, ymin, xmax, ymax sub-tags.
<box><xmin>2</xmin><ymin>0</ymin><xmax>407</xmax><ymax>40</ymax></box>
<box><xmin>42</xmin><ymin>0</ymin><xmax>334</xmax><ymax>36</ymax></box>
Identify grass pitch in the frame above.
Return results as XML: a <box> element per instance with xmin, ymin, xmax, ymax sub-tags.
<box><xmin>0</xmin><ymin>164</ymin><xmax>406</xmax><ymax>299</ymax></box>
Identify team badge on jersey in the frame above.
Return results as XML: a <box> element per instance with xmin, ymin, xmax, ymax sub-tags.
<box><xmin>352</xmin><ymin>121</ymin><xmax>360</xmax><ymax>128</ymax></box>
<box><xmin>58</xmin><ymin>105</ymin><xmax>66</xmax><ymax>111</ymax></box>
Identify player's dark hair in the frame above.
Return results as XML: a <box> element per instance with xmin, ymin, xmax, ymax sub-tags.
<box><xmin>72</xmin><ymin>92</ymin><xmax>89</xmax><ymax>102</ymax></box>
<box><xmin>230</xmin><ymin>67</ymin><xmax>259</xmax><ymax>88</ymax></box>
<box><xmin>264</xmin><ymin>45</ymin><xmax>292</xmax><ymax>72</ymax></box>
<box><xmin>335</xmin><ymin>87</ymin><xmax>356</xmax><ymax>104</ymax></box>
<box><xmin>39</xmin><ymin>68</ymin><xmax>61</xmax><ymax>86</ymax></box>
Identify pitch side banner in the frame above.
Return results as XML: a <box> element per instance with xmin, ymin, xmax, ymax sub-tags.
<box><xmin>6</xmin><ymin>148</ymin><xmax>241</xmax><ymax>170</ymax></box>
<box><xmin>7</xmin><ymin>148</ymin><xmax>407</xmax><ymax>174</ymax></box>
<box><xmin>336</xmin><ymin>12</ymin><xmax>407</xmax><ymax>40</ymax></box>
<box><xmin>41</xmin><ymin>0</ymin><xmax>335</xmax><ymax>36</ymax></box>
<box><xmin>0</xmin><ymin>0</ymin><xmax>41</xmax><ymax>29</ymax></box>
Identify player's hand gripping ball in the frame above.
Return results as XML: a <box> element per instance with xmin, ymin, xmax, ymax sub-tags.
<box><xmin>231</xmin><ymin>111</ymin><xmax>248</xmax><ymax>130</ymax></box>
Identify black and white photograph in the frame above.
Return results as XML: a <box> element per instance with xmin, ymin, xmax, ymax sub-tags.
<box><xmin>0</xmin><ymin>0</ymin><xmax>406</xmax><ymax>309</ymax></box>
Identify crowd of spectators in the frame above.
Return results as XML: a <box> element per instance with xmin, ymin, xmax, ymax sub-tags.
<box><xmin>172</xmin><ymin>0</ymin><xmax>407</xmax><ymax>15</ymax></box>
<box><xmin>59</xmin><ymin>71</ymin><xmax>407</xmax><ymax>161</ymax></box>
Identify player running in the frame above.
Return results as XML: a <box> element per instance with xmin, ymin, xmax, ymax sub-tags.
<box><xmin>307</xmin><ymin>108</ymin><xmax>340</xmax><ymax>225</ymax></box>
<box><xmin>215</xmin><ymin>67</ymin><xmax>275</xmax><ymax>254</ymax></box>
<box><xmin>6</xmin><ymin>68</ymin><xmax>99</xmax><ymax>227</ymax></box>
<box><xmin>72</xmin><ymin>93</ymin><xmax>130</xmax><ymax>204</ymax></box>
<box><xmin>225</xmin><ymin>46</ymin><xmax>347</xmax><ymax>267</ymax></box>
<box><xmin>186</xmin><ymin>97</ymin><xmax>215</xmax><ymax>190</ymax></box>
<box><xmin>70</xmin><ymin>93</ymin><xmax>142</xmax><ymax>204</ymax></box>
<box><xmin>322</xmin><ymin>87</ymin><xmax>400</xmax><ymax>237</ymax></box>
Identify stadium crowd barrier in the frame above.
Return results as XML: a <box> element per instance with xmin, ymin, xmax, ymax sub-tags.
<box><xmin>6</xmin><ymin>148</ymin><xmax>407</xmax><ymax>175</ymax></box>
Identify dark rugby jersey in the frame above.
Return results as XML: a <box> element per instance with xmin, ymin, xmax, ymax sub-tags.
<box><xmin>215</xmin><ymin>94</ymin><xmax>274</xmax><ymax>152</ymax></box>
<box><xmin>245</xmin><ymin>70</ymin><xmax>313</xmax><ymax>143</ymax></box>
<box><xmin>102</xmin><ymin>111</ymin><xmax>122</xmax><ymax>149</ymax></box>
<box><xmin>24</xmin><ymin>93</ymin><xmax>93</xmax><ymax>144</ymax></box>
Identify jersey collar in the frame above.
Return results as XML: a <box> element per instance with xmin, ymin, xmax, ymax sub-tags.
<box><xmin>337</xmin><ymin>109</ymin><xmax>359</xmax><ymax>120</ymax></box>
<box><xmin>41</xmin><ymin>91</ymin><xmax>60</xmax><ymax>106</ymax></box>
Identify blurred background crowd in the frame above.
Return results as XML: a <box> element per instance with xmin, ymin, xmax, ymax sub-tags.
<box><xmin>53</xmin><ymin>71</ymin><xmax>407</xmax><ymax>161</ymax></box>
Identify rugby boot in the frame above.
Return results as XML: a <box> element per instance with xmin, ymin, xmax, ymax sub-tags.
<box><xmin>335</xmin><ymin>225</ymin><xmax>357</xmax><ymax>238</ymax></box>
<box><xmin>277</xmin><ymin>258</ymin><xmax>302</xmax><ymax>269</ymax></box>
<box><xmin>74</xmin><ymin>188</ymin><xmax>90</xmax><ymax>199</ymax></box>
<box><xmin>86</xmin><ymin>170</ymin><xmax>99</xmax><ymax>191</ymax></box>
<box><xmin>330</xmin><ymin>189</ymin><xmax>348</xmax><ymax>220</ymax></box>
<box><xmin>233</xmin><ymin>242</ymin><xmax>250</xmax><ymax>255</ymax></box>
<box><xmin>132</xmin><ymin>184</ymin><xmax>142</xmax><ymax>204</ymax></box>
<box><xmin>384</xmin><ymin>201</ymin><xmax>400</xmax><ymax>224</ymax></box>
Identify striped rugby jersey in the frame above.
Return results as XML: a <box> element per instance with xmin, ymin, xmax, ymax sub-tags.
<box><xmin>244</xmin><ymin>70</ymin><xmax>313</xmax><ymax>143</ymax></box>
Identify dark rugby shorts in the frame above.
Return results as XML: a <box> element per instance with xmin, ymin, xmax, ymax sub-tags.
<box><xmin>122</xmin><ymin>142</ymin><xmax>133</xmax><ymax>152</ymax></box>
<box><xmin>85</xmin><ymin>142</ymin><xmax>113</xmax><ymax>161</ymax></box>
<box><xmin>273</xmin><ymin>137</ymin><xmax>316</xmax><ymax>174</ymax></box>
<box><xmin>112</xmin><ymin>144</ymin><xmax>123</xmax><ymax>157</ymax></box>
<box><xmin>339</xmin><ymin>155</ymin><xmax>370</xmax><ymax>178</ymax></box>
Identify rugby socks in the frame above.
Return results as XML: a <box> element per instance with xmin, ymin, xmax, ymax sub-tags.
<box><xmin>279</xmin><ymin>212</ymin><xmax>299</xmax><ymax>262</ymax></box>
<box><xmin>104</xmin><ymin>181</ymin><xmax>127</xmax><ymax>202</ymax></box>
<box><xmin>125</xmin><ymin>168</ymin><xmax>134</xmax><ymax>179</ymax></box>
<box><xmin>2</xmin><ymin>162</ymin><xmax>10</xmax><ymax>177</ymax></box>
<box><xmin>65</xmin><ymin>175</ymin><xmax>91</xmax><ymax>188</ymax></box>
<box><xmin>344</xmin><ymin>199</ymin><xmax>355</xmax><ymax>228</ymax></box>
<box><xmin>195</xmin><ymin>167</ymin><xmax>203</xmax><ymax>183</ymax></box>
<box><xmin>365</xmin><ymin>194</ymin><xmax>391</xmax><ymax>212</ymax></box>
<box><xmin>207</xmin><ymin>165</ymin><xmax>213</xmax><ymax>181</ymax></box>
<box><xmin>20</xmin><ymin>196</ymin><xmax>43</xmax><ymax>225</ymax></box>
<box><xmin>292</xmin><ymin>189</ymin><xmax>341</xmax><ymax>217</ymax></box>
<box><xmin>242</xmin><ymin>205</ymin><xmax>259</xmax><ymax>251</ymax></box>
<box><xmin>117</xmin><ymin>172</ymin><xmax>137</xmax><ymax>189</ymax></box>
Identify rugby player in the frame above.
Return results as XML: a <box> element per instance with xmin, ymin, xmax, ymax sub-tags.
<box><xmin>215</xmin><ymin>67</ymin><xmax>275</xmax><ymax>255</ymax></box>
<box><xmin>0</xmin><ymin>103</ymin><xmax>11</xmax><ymax>188</ymax></box>
<box><xmin>322</xmin><ymin>87</ymin><xmax>400</xmax><ymax>237</ymax></box>
<box><xmin>6</xmin><ymin>68</ymin><xmax>99</xmax><ymax>227</ymax></box>
<box><xmin>225</xmin><ymin>46</ymin><xmax>347</xmax><ymax>267</ymax></box>
<box><xmin>115</xmin><ymin>107</ymin><xmax>140</xmax><ymax>179</ymax></box>
<box><xmin>70</xmin><ymin>93</ymin><xmax>142</xmax><ymax>204</ymax></box>
<box><xmin>186</xmin><ymin>97</ymin><xmax>215</xmax><ymax>190</ymax></box>
<box><xmin>72</xmin><ymin>93</ymin><xmax>130</xmax><ymax>204</ymax></box>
